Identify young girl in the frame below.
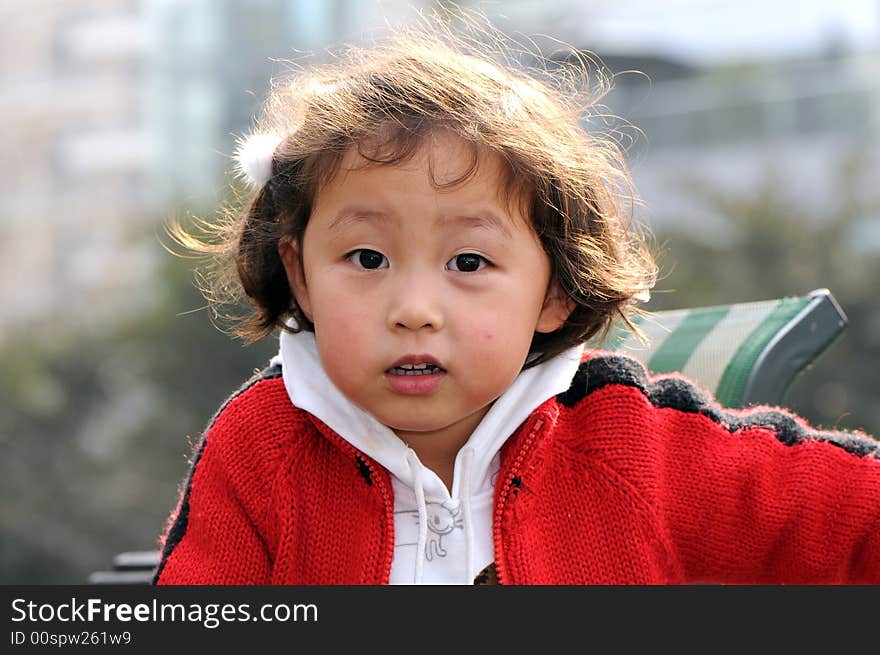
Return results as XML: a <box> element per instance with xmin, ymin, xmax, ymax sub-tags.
<box><xmin>154</xmin><ymin>21</ymin><xmax>880</xmax><ymax>585</ymax></box>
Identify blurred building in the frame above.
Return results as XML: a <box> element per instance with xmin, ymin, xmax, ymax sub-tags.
<box><xmin>0</xmin><ymin>0</ymin><xmax>158</xmax><ymax>338</ymax></box>
<box><xmin>605</xmin><ymin>47</ymin><xmax>880</xmax><ymax>242</ymax></box>
<box><xmin>0</xmin><ymin>0</ymin><xmax>428</xmax><ymax>339</ymax></box>
<box><xmin>496</xmin><ymin>2</ymin><xmax>880</xmax><ymax>244</ymax></box>
<box><xmin>147</xmin><ymin>0</ymin><xmax>428</xmax><ymax>211</ymax></box>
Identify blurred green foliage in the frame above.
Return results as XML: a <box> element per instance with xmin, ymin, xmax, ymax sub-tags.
<box><xmin>1</xmin><ymin>245</ymin><xmax>276</xmax><ymax>584</ymax></box>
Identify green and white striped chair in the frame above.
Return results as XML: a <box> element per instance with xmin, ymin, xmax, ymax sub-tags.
<box><xmin>88</xmin><ymin>289</ymin><xmax>847</xmax><ymax>584</ymax></box>
<box><xmin>598</xmin><ymin>288</ymin><xmax>848</xmax><ymax>408</ymax></box>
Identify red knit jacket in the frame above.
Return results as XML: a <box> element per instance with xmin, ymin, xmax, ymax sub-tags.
<box><xmin>154</xmin><ymin>351</ymin><xmax>880</xmax><ymax>584</ymax></box>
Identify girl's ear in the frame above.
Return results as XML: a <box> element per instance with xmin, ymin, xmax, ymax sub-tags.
<box><xmin>535</xmin><ymin>278</ymin><xmax>576</xmax><ymax>334</ymax></box>
<box><xmin>278</xmin><ymin>237</ymin><xmax>313</xmax><ymax>322</ymax></box>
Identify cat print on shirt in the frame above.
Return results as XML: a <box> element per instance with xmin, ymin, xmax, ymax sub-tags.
<box><xmin>395</xmin><ymin>501</ymin><xmax>464</xmax><ymax>560</ymax></box>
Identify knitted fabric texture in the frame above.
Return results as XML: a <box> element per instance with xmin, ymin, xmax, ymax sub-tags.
<box><xmin>155</xmin><ymin>352</ymin><xmax>880</xmax><ymax>584</ymax></box>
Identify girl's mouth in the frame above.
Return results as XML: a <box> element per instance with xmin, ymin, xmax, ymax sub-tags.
<box><xmin>384</xmin><ymin>364</ymin><xmax>447</xmax><ymax>395</ymax></box>
<box><xmin>387</xmin><ymin>364</ymin><xmax>445</xmax><ymax>376</ymax></box>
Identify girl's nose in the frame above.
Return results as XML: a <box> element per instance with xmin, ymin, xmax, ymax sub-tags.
<box><xmin>386</xmin><ymin>271</ymin><xmax>444</xmax><ymax>331</ymax></box>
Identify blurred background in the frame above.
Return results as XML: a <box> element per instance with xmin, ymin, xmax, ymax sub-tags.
<box><xmin>2</xmin><ymin>0</ymin><xmax>878</xmax><ymax>583</ymax></box>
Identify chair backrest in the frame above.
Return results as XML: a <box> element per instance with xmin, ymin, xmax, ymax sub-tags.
<box><xmin>89</xmin><ymin>289</ymin><xmax>848</xmax><ymax>584</ymax></box>
<box><xmin>593</xmin><ymin>288</ymin><xmax>847</xmax><ymax>408</ymax></box>
<box><xmin>88</xmin><ymin>550</ymin><xmax>158</xmax><ymax>585</ymax></box>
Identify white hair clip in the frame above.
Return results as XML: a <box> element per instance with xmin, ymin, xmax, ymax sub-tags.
<box><xmin>233</xmin><ymin>132</ymin><xmax>285</xmax><ymax>189</ymax></box>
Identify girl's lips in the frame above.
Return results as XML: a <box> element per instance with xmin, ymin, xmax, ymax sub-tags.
<box><xmin>384</xmin><ymin>369</ymin><xmax>446</xmax><ymax>395</ymax></box>
<box><xmin>388</xmin><ymin>353</ymin><xmax>444</xmax><ymax>369</ymax></box>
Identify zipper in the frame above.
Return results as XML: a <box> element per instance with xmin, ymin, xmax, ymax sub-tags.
<box><xmin>306</xmin><ymin>415</ymin><xmax>396</xmax><ymax>584</ymax></box>
<box><xmin>492</xmin><ymin>414</ymin><xmax>546</xmax><ymax>585</ymax></box>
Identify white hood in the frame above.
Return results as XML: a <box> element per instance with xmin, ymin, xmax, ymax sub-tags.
<box><xmin>272</xmin><ymin>327</ymin><xmax>583</xmax><ymax>583</ymax></box>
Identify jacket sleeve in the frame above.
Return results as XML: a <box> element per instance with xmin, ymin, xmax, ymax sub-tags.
<box><xmin>647</xmin><ymin>379</ymin><xmax>880</xmax><ymax>584</ymax></box>
<box><xmin>153</xmin><ymin>426</ymin><xmax>272</xmax><ymax>585</ymax></box>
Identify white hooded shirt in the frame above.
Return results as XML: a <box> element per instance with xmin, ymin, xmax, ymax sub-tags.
<box><xmin>272</xmin><ymin>328</ymin><xmax>584</xmax><ymax>584</ymax></box>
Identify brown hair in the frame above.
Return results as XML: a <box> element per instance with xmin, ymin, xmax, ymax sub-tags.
<box><xmin>168</xmin><ymin>12</ymin><xmax>657</xmax><ymax>369</ymax></box>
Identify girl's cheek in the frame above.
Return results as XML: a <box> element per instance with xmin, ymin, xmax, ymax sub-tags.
<box><xmin>468</xmin><ymin>316</ymin><xmax>530</xmax><ymax>358</ymax></box>
<box><xmin>459</xmin><ymin>314</ymin><xmax>498</xmax><ymax>343</ymax></box>
<box><xmin>341</xmin><ymin>306</ymin><xmax>374</xmax><ymax>328</ymax></box>
<box><xmin>315</xmin><ymin>282</ymin><xmax>372</xmax><ymax>324</ymax></box>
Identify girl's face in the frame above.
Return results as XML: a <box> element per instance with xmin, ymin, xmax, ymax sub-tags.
<box><xmin>279</xmin><ymin>131</ymin><xmax>573</xmax><ymax>447</ymax></box>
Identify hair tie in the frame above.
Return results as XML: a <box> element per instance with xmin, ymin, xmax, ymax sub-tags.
<box><xmin>233</xmin><ymin>132</ymin><xmax>285</xmax><ymax>189</ymax></box>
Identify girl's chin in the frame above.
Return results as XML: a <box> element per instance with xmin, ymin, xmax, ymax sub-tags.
<box><xmin>385</xmin><ymin>420</ymin><xmax>449</xmax><ymax>435</ymax></box>
<box><xmin>379</xmin><ymin>412</ymin><xmax>462</xmax><ymax>437</ymax></box>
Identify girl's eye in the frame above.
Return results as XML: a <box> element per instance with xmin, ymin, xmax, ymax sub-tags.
<box><xmin>447</xmin><ymin>253</ymin><xmax>489</xmax><ymax>273</ymax></box>
<box><xmin>347</xmin><ymin>249</ymin><xmax>388</xmax><ymax>270</ymax></box>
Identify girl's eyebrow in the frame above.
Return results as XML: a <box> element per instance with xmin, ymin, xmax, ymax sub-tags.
<box><xmin>328</xmin><ymin>208</ymin><xmax>391</xmax><ymax>232</ymax></box>
<box><xmin>328</xmin><ymin>206</ymin><xmax>513</xmax><ymax>239</ymax></box>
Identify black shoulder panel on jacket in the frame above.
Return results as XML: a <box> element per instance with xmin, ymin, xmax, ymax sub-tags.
<box><xmin>152</xmin><ymin>360</ymin><xmax>283</xmax><ymax>584</ymax></box>
<box><xmin>556</xmin><ymin>352</ymin><xmax>880</xmax><ymax>460</ymax></box>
